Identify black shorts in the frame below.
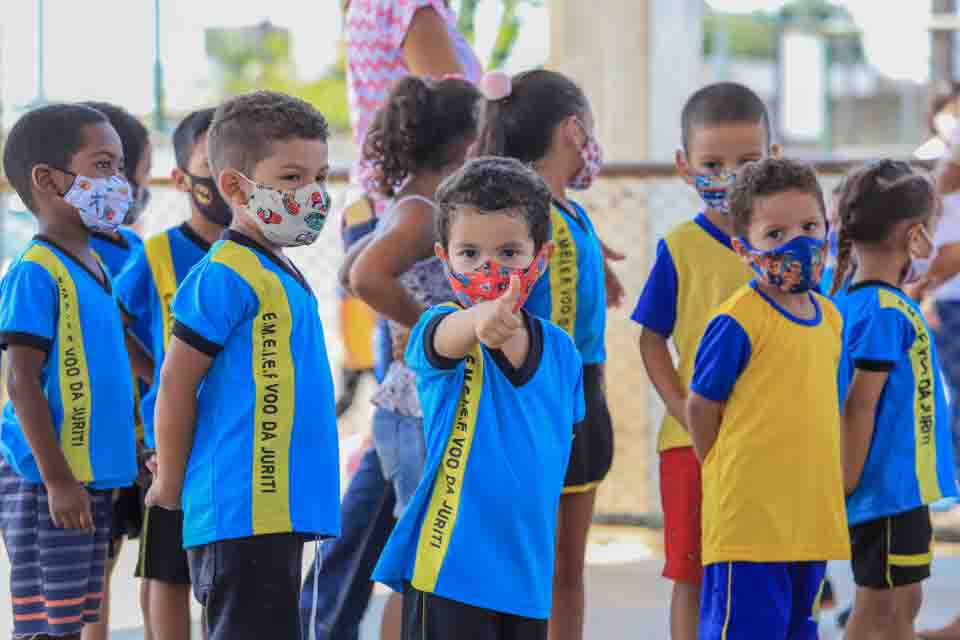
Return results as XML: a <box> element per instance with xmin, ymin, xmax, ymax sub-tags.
<box><xmin>402</xmin><ymin>584</ymin><xmax>546</xmax><ymax>640</ymax></box>
<box><xmin>189</xmin><ymin>533</ymin><xmax>307</xmax><ymax>640</ymax></box>
<box><xmin>563</xmin><ymin>363</ymin><xmax>614</xmax><ymax>493</ymax></box>
<box><xmin>135</xmin><ymin>506</ymin><xmax>191</xmax><ymax>585</ymax></box>
<box><xmin>850</xmin><ymin>505</ymin><xmax>932</xmax><ymax>589</ymax></box>
<box><xmin>108</xmin><ymin>485</ymin><xmax>144</xmax><ymax>551</ymax></box>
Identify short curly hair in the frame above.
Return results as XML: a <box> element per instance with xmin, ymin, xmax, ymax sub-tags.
<box><xmin>435</xmin><ymin>156</ymin><xmax>552</xmax><ymax>251</ymax></box>
<box><xmin>729</xmin><ymin>157</ymin><xmax>826</xmax><ymax>238</ymax></box>
<box><xmin>208</xmin><ymin>91</ymin><xmax>329</xmax><ymax>178</ymax></box>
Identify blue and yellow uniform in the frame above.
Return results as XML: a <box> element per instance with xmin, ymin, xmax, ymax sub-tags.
<box><xmin>171</xmin><ymin>230</ymin><xmax>340</xmax><ymax>548</ymax></box>
<box><xmin>115</xmin><ymin>223</ymin><xmax>212</xmax><ymax>449</ymax></box>
<box><xmin>90</xmin><ymin>228</ymin><xmax>143</xmax><ymax>278</ymax></box>
<box><xmin>0</xmin><ymin>236</ymin><xmax>137</xmax><ymax>488</ymax></box>
<box><xmin>631</xmin><ymin>212</ymin><xmax>753</xmax><ymax>583</ymax></box>
<box><xmin>838</xmin><ymin>281</ymin><xmax>958</xmax><ymax>588</ymax></box>
<box><xmin>524</xmin><ymin>199</ymin><xmax>609</xmax><ymax>492</ymax></box>
<box><xmin>690</xmin><ymin>282</ymin><xmax>849</xmax><ymax>640</ymax></box>
<box><xmin>374</xmin><ymin>305</ymin><xmax>585</xmax><ymax>621</ymax></box>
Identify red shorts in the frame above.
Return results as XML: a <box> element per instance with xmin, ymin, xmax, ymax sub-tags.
<box><xmin>659</xmin><ymin>446</ymin><xmax>703</xmax><ymax>584</ymax></box>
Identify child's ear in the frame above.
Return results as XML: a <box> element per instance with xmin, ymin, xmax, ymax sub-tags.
<box><xmin>218</xmin><ymin>170</ymin><xmax>247</xmax><ymax>210</ymax></box>
<box><xmin>769</xmin><ymin>143</ymin><xmax>782</xmax><ymax>159</ymax></box>
<box><xmin>31</xmin><ymin>164</ymin><xmax>66</xmax><ymax>204</ymax></box>
<box><xmin>171</xmin><ymin>167</ymin><xmax>191</xmax><ymax>194</ymax></box>
<box><xmin>730</xmin><ymin>237</ymin><xmax>751</xmax><ymax>261</ymax></box>
<box><xmin>541</xmin><ymin>240</ymin><xmax>556</xmax><ymax>261</ymax></box>
<box><xmin>675</xmin><ymin>149</ymin><xmax>694</xmax><ymax>186</ymax></box>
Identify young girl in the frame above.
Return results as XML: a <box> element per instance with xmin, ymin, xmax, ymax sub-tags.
<box><xmin>348</xmin><ymin>74</ymin><xmax>480</xmax><ymax>637</ymax></box>
<box><xmin>833</xmin><ymin>160</ymin><xmax>959</xmax><ymax>640</ymax></box>
<box><xmin>476</xmin><ymin>69</ymin><xmax>623</xmax><ymax>640</ymax></box>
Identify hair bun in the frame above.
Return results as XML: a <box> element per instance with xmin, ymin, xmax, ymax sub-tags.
<box><xmin>481</xmin><ymin>71</ymin><xmax>512</xmax><ymax>101</ymax></box>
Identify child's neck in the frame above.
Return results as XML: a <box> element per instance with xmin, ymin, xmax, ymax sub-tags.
<box><xmin>229</xmin><ymin>216</ymin><xmax>288</xmax><ymax>262</ymax></box>
<box><xmin>188</xmin><ymin>210</ymin><xmax>226</xmax><ymax>246</ymax></box>
<box><xmin>401</xmin><ymin>171</ymin><xmax>444</xmax><ymax>202</ymax></box>
<box><xmin>703</xmin><ymin>207</ymin><xmax>735</xmax><ymax>237</ymax></box>
<box><xmin>534</xmin><ymin>158</ymin><xmax>573</xmax><ymax>213</ymax></box>
<box><xmin>854</xmin><ymin>247</ymin><xmax>905</xmax><ymax>289</ymax></box>
<box><xmin>38</xmin><ymin>216</ymin><xmax>91</xmax><ymax>257</ymax></box>
<box><xmin>755</xmin><ymin>280</ymin><xmax>817</xmax><ymax>320</ymax></box>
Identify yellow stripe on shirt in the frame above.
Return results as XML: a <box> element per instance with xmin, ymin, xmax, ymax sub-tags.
<box><xmin>145</xmin><ymin>233</ymin><xmax>178</xmax><ymax>346</ymax></box>
<box><xmin>878</xmin><ymin>290</ymin><xmax>942</xmax><ymax>504</ymax></box>
<box><xmin>23</xmin><ymin>245</ymin><xmax>94</xmax><ymax>483</ymax></box>
<box><xmin>411</xmin><ymin>343</ymin><xmax>484</xmax><ymax>592</ymax></box>
<box><xmin>549</xmin><ymin>208</ymin><xmax>578</xmax><ymax>338</ymax></box>
<box><xmin>212</xmin><ymin>242</ymin><xmax>295</xmax><ymax>535</ymax></box>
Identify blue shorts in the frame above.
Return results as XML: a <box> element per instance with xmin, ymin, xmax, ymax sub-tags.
<box><xmin>700</xmin><ymin>561</ymin><xmax>827</xmax><ymax>640</ymax></box>
<box><xmin>371</xmin><ymin>407</ymin><xmax>426</xmax><ymax>517</ymax></box>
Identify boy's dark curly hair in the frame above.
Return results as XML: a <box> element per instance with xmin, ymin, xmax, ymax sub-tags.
<box><xmin>435</xmin><ymin>156</ymin><xmax>552</xmax><ymax>251</ymax></box>
<box><xmin>208</xmin><ymin>91</ymin><xmax>329</xmax><ymax>178</ymax></box>
<box><xmin>729</xmin><ymin>157</ymin><xmax>826</xmax><ymax>239</ymax></box>
<box><xmin>363</xmin><ymin>76</ymin><xmax>480</xmax><ymax>197</ymax></box>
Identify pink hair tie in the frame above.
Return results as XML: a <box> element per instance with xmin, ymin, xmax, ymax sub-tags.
<box><xmin>481</xmin><ymin>71</ymin><xmax>512</xmax><ymax>101</ymax></box>
<box><xmin>441</xmin><ymin>73</ymin><xmax>465</xmax><ymax>81</ymax></box>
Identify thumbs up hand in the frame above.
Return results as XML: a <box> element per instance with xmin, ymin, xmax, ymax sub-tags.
<box><xmin>473</xmin><ymin>275</ymin><xmax>524</xmax><ymax>349</ymax></box>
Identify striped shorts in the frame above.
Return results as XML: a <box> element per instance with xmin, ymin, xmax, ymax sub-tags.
<box><xmin>0</xmin><ymin>460</ymin><xmax>111</xmax><ymax>638</ymax></box>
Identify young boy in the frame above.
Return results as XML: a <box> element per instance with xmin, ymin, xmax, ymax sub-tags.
<box><xmin>0</xmin><ymin>103</ymin><xmax>138</xmax><ymax>639</ymax></box>
<box><xmin>115</xmin><ymin>107</ymin><xmax>228</xmax><ymax>640</ymax></box>
<box><xmin>373</xmin><ymin>156</ymin><xmax>585</xmax><ymax>640</ymax></box>
<box><xmin>143</xmin><ymin>91</ymin><xmax>341</xmax><ymax>638</ymax></box>
<box><xmin>631</xmin><ymin>82</ymin><xmax>775</xmax><ymax>640</ymax></box>
<box><xmin>686</xmin><ymin>158</ymin><xmax>850</xmax><ymax>639</ymax></box>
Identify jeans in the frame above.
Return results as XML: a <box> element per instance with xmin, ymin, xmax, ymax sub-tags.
<box><xmin>300</xmin><ymin>446</ymin><xmax>396</xmax><ymax>640</ymax></box>
<box><xmin>934</xmin><ymin>301</ymin><xmax>960</xmax><ymax>473</ymax></box>
<box><xmin>371</xmin><ymin>407</ymin><xmax>427</xmax><ymax>517</ymax></box>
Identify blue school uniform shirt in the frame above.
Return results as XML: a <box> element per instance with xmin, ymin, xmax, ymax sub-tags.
<box><xmin>838</xmin><ymin>281</ymin><xmax>959</xmax><ymax>526</ymax></box>
<box><xmin>374</xmin><ymin>305</ymin><xmax>586</xmax><ymax>619</ymax></box>
<box><xmin>90</xmin><ymin>228</ymin><xmax>143</xmax><ymax>277</ymax></box>
<box><xmin>115</xmin><ymin>223</ymin><xmax>212</xmax><ymax>447</ymax></box>
<box><xmin>525</xmin><ymin>199</ymin><xmax>606</xmax><ymax>365</ymax></box>
<box><xmin>0</xmin><ymin>236</ymin><xmax>137</xmax><ymax>489</ymax></box>
<box><xmin>171</xmin><ymin>231</ymin><xmax>340</xmax><ymax>548</ymax></box>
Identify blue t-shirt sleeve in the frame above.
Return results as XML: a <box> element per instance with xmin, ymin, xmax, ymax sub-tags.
<box><xmin>171</xmin><ymin>261</ymin><xmax>253</xmax><ymax>357</ymax></box>
<box><xmin>405</xmin><ymin>305</ymin><xmax>461</xmax><ymax>380</ymax></box>
<box><xmin>690</xmin><ymin>314</ymin><xmax>753</xmax><ymax>402</ymax></box>
<box><xmin>0</xmin><ymin>262</ymin><xmax>57</xmax><ymax>351</ymax></box>
<box><xmin>114</xmin><ymin>246</ymin><xmax>152</xmax><ymax>322</ymax></box>
<box><xmin>849</xmin><ymin>307</ymin><xmax>906</xmax><ymax>372</ymax></box>
<box><xmin>631</xmin><ymin>239</ymin><xmax>678</xmax><ymax>338</ymax></box>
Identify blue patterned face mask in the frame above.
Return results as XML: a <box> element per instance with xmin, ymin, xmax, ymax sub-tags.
<box><xmin>739</xmin><ymin>235</ymin><xmax>826</xmax><ymax>294</ymax></box>
<box><xmin>694</xmin><ymin>173</ymin><xmax>735</xmax><ymax>214</ymax></box>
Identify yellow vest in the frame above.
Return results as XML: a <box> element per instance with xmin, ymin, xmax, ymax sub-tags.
<box><xmin>658</xmin><ymin>219</ymin><xmax>753</xmax><ymax>452</ymax></box>
<box><xmin>700</xmin><ymin>286</ymin><xmax>850</xmax><ymax>564</ymax></box>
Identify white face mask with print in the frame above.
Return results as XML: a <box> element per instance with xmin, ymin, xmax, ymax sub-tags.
<box><xmin>58</xmin><ymin>171</ymin><xmax>133</xmax><ymax>232</ymax></box>
<box><xmin>239</xmin><ymin>175</ymin><xmax>332</xmax><ymax>247</ymax></box>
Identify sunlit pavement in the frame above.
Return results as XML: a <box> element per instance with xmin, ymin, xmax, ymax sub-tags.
<box><xmin>1</xmin><ymin>525</ymin><xmax>959</xmax><ymax>639</ymax></box>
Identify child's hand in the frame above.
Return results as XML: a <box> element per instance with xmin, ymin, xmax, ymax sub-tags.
<box><xmin>923</xmin><ymin>298</ymin><xmax>942</xmax><ymax>331</ymax></box>
<box><xmin>392</xmin><ymin>326</ymin><xmax>411</xmax><ymax>363</ymax></box>
<box><xmin>604</xmin><ymin>261</ymin><xmax>625</xmax><ymax>308</ymax></box>
<box><xmin>144</xmin><ymin>478</ymin><xmax>181</xmax><ymax>511</ymax></box>
<box><xmin>47</xmin><ymin>479</ymin><xmax>93</xmax><ymax>530</ymax></box>
<box><xmin>473</xmin><ymin>275</ymin><xmax>524</xmax><ymax>349</ymax></box>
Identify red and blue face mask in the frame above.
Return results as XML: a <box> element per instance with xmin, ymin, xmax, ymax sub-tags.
<box><xmin>439</xmin><ymin>245</ymin><xmax>550</xmax><ymax>310</ymax></box>
<box><xmin>738</xmin><ymin>235</ymin><xmax>826</xmax><ymax>294</ymax></box>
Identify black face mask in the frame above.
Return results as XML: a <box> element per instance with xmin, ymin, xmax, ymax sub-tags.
<box><xmin>186</xmin><ymin>172</ymin><xmax>232</xmax><ymax>226</ymax></box>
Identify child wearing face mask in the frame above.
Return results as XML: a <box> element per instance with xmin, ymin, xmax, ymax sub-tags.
<box><xmin>831</xmin><ymin>160</ymin><xmax>958</xmax><ymax>640</ymax></box>
<box><xmin>114</xmin><ymin>107</ymin><xmax>230</xmax><ymax>640</ymax></box>
<box><xmin>0</xmin><ymin>104</ymin><xmax>139</xmax><ymax>640</ymax></box>
<box><xmin>473</xmin><ymin>69</ymin><xmax>620</xmax><ymax>640</ymax></box>
<box><xmin>687</xmin><ymin>158</ymin><xmax>850</xmax><ymax>640</ymax></box>
<box><xmin>631</xmin><ymin>82</ymin><xmax>774</xmax><ymax>640</ymax></box>
<box><xmin>373</xmin><ymin>156</ymin><xmax>585</xmax><ymax>640</ymax></box>
<box><xmin>144</xmin><ymin>92</ymin><xmax>340</xmax><ymax>640</ymax></box>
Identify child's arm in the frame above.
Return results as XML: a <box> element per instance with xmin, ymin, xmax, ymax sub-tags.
<box><xmin>338</xmin><ymin>233</ymin><xmax>374</xmax><ymax>296</ymax></box>
<box><xmin>685</xmin><ymin>313</ymin><xmax>752</xmax><ymax>462</ymax></box>
<box><xmin>144</xmin><ymin>336</ymin><xmax>213</xmax><ymax>510</ymax></box>
<box><xmin>841</xmin><ymin>369</ymin><xmax>888</xmax><ymax>495</ymax></box>
<box><xmin>686</xmin><ymin>392</ymin><xmax>723</xmax><ymax>462</ymax></box>
<box><xmin>433</xmin><ymin>276</ymin><xmax>524</xmax><ymax>359</ymax></box>
<box><xmin>632</xmin><ymin>240</ymin><xmax>684</xmax><ymax>425</ymax></box>
<box><xmin>124</xmin><ymin>327</ymin><xmax>155</xmax><ymax>385</ymax></box>
<box><xmin>350</xmin><ymin>201</ymin><xmax>435</xmax><ymax>328</ymax></box>
<box><xmin>5</xmin><ymin>345</ymin><xmax>92</xmax><ymax>529</ymax></box>
<box><xmin>638</xmin><ymin>329</ymin><xmax>688</xmax><ymax>429</ymax></box>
